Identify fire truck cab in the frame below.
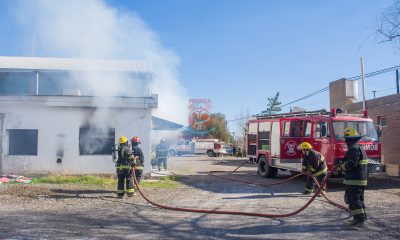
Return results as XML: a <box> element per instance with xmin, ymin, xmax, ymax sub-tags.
<box><xmin>246</xmin><ymin>110</ymin><xmax>383</xmax><ymax>178</ymax></box>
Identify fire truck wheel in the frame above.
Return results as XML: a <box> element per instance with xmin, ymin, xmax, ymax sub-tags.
<box><xmin>169</xmin><ymin>149</ymin><xmax>176</xmax><ymax>156</ymax></box>
<box><xmin>207</xmin><ymin>150</ymin><xmax>215</xmax><ymax>157</ymax></box>
<box><xmin>257</xmin><ymin>155</ymin><xmax>278</xmax><ymax>178</ymax></box>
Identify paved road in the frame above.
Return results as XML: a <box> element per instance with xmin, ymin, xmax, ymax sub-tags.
<box><xmin>0</xmin><ymin>156</ymin><xmax>399</xmax><ymax>239</ymax></box>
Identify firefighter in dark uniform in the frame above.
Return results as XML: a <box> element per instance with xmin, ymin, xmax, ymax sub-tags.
<box><xmin>131</xmin><ymin>136</ymin><xmax>144</xmax><ymax>184</ymax></box>
<box><xmin>298</xmin><ymin>142</ymin><xmax>328</xmax><ymax>196</ymax></box>
<box><xmin>237</xmin><ymin>146</ymin><xmax>242</xmax><ymax>158</ymax></box>
<box><xmin>340</xmin><ymin>128</ymin><xmax>368</xmax><ymax>227</ymax></box>
<box><xmin>116</xmin><ymin>136</ymin><xmax>137</xmax><ymax>198</ymax></box>
<box><xmin>156</xmin><ymin>139</ymin><xmax>169</xmax><ymax>171</ymax></box>
<box><xmin>232</xmin><ymin>145</ymin><xmax>237</xmax><ymax>156</ymax></box>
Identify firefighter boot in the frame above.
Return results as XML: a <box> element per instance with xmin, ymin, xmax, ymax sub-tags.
<box><xmin>347</xmin><ymin>218</ymin><xmax>365</xmax><ymax>229</ymax></box>
<box><xmin>317</xmin><ymin>190</ymin><xmax>326</xmax><ymax>197</ymax></box>
<box><xmin>126</xmin><ymin>189</ymin><xmax>135</xmax><ymax>197</ymax></box>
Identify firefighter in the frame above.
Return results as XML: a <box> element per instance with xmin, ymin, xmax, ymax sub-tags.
<box><xmin>131</xmin><ymin>136</ymin><xmax>144</xmax><ymax>184</ymax></box>
<box><xmin>340</xmin><ymin>128</ymin><xmax>368</xmax><ymax>227</ymax></box>
<box><xmin>237</xmin><ymin>146</ymin><xmax>242</xmax><ymax>158</ymax></box>
<box><xmin>116</xmin><ymin>136</ymin><xmax>137</xmax><ymax>198</ymax></box>
<box><xmin>297</xmin><ymin>142</ymin><xmax>328</xmax><ymax>196</ymax></box>
<box><xmin>156</xmin><ymin>139</ymin><xmax>169</xmax><ymax>171</ymax></box>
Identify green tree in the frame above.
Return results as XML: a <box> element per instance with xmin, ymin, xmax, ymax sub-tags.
<box><xmin>208</xmin><ymin>113</ymin><xmax>231</xmax><ymax>143</ymax></box>
<box><xmin>262</xmin><ymin>92</ymin><xmax>282</xmax><ymax>115</ymax></box>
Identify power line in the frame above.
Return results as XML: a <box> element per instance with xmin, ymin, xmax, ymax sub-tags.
<box><xmin>227</xmin><ymin>64</ymin><xmax>400</xmax><ymax>122</ymax></box>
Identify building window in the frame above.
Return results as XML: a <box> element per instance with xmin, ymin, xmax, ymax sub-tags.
<box><xmin>8</xmin><ymin>129</ymin><xmax>38</xmax><ymax>155</ymax></box>
<box><xmin>377</xmin><ymin>116</ymin><xmax>387</xmax><ymax>127</ymax></box>
<box><xmin>79</xmin><ymin>128</ymin><xmax>115</xmax><ymax>155</ymax></box>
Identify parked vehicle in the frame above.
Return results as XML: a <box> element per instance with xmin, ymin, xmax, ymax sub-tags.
<box><xmin>224</xmin><ymin>145</ymin><xmax>233</xmax><ymax>156</ymax></box>
<box><xmin>246</xmin><ymin>109</ymin><xmax>383</xmax><ymax>178</ymax></box>
<box><xmin>192</xmin><ymin>139</ymin><xmax>224</xmax><ymax>157</ymax></box>
<box><xmin>169</xmin><ymin>140</ymin><xmax>192</xmax><ymax>156</ymax></box>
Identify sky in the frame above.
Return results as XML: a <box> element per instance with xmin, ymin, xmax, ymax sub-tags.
<box><xmin>0</xmin><ymin>0</ymin><xmax>399</xmax><ymax>134</ymax></box>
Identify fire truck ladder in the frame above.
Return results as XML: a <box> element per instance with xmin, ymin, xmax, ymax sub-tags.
<box><xmin>255</xmin><ymin>109</ymin><xmax>329</xmax><ymax>120</ymax></box>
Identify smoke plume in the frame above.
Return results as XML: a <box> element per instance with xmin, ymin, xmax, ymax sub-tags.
<box><xmin>13</xmin><ymin>0</ymin><xmax>188</xmax><ymax>124</ymax></box>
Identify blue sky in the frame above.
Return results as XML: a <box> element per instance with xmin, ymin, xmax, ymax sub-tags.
<box><xmin>0</xmin><ymin>0</ymin><xmax>398</xmax><ymax>132</ymax></box>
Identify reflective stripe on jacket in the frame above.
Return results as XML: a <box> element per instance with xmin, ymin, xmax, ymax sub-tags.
<box><xmin>302</xmin><ymin>149</ymin><xmax>327</xmax><ymax>177</ymax></box>
<box><xmin>116</xmin><ymin>145</ymin><xmax>136</xmax><ymax>171</ymax></box>
<box><xmin>341</xmin><ymin>141</ymin><xmax>368</xmax><ymax>186</ymax></box>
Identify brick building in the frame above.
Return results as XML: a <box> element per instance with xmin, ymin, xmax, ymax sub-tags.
<box><xmin>344</xmin><ymin>94</ymin><xmax>400</xmax><ymax>175</ymax></box>
<box><xmin>330</xmin><ymin>78</ymin><xmax>400</xmax><ymax>176</ymax></box>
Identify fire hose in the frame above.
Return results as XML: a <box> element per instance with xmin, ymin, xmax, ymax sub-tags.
<box><xmin>131</xmin><ymin>163</ymin><xmax>349</xmax><ymax>218</ymax></box>
<box><xmin>209</xmin><ymin>161</ymin><xmax>349</xmax><ymax>212</ymax></box>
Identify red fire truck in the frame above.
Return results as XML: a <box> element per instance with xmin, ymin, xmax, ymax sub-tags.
<box><xmin>246</xmin><ymin>109</ymin><xmax>383</xmax><ymax>178</ymax></box>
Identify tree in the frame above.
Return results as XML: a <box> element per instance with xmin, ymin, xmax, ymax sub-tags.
<box><xmin>376</xmin><ymin>0</ymin><xmax>400</xmax><ymax>49</ymax></box>
<box><xmin>262</xmin><ymin>92</ymin><xmax>282</xmax><ymax>115</ymax></box>
<box><xmin>207</xmin><ymin>113</ymin><xmax>231</xmax><ymax>143</ymax></box>
<box><xmin>234</xmin><ymin>109</ymin><xmax>251</xmax><ymax>145</ymax></box>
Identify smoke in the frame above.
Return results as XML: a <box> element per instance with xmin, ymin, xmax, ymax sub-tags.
<box><xmin>13</xmin><ymin>0</ymin><xmax>188</xmax><ymax>124</ymax></box>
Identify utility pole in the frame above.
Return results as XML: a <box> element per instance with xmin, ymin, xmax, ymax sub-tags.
<box><xmin>372</xmin><ymin>90</ymin><xmax>376</xmax><ymax>99</ymax></box>
<box><xmin>397</xmin><ymin>69</ymin><xmax>399</xmax><ymax>94</ymax></box>
<box><xmin>360</xmin><ymin>58</ymin><xmax>367</xmax><ymax>117</ymax></box>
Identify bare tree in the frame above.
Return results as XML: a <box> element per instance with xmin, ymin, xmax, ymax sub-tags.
<box><xmin>377</xmin><ymin>0</ymin><xmax>400</xmax><ymax>49</ymax></box>
<box><xmin>234</xmin><ymin>109</ymin><xmax>251</xmax><ymax>146</ymax></box>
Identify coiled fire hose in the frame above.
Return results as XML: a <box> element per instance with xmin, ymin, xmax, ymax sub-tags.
<box><xmin>131</xmin><ymin>163</ymin><xmax>348</xmax><ymax>218</ymax></box>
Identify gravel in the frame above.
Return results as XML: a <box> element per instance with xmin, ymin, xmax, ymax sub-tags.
<box><xmin>0</xmin><ymin>156</ymin><xmax>399</xmax><ymax>239</ymax></box>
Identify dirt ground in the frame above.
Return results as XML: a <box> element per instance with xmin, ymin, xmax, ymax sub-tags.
<box><xmin>1</xmin><ymin>156</ymin><xmax>399</xmax><ymax>240</ymax></box>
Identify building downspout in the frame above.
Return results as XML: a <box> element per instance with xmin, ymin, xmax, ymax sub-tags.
<box><xmin>0</xmin><ymin>113</ymin><xmax>5</xmax><ymax>175</ymax></box>
<box><xmin>36</xmin><ymin>71</ymin><xmax>39</xmax><ymax>95</ymax></box>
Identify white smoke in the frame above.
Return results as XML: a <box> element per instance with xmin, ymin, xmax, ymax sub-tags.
<box><xmin>13</xmin><ymin>0</ymin><xmax>188</xmax><ymax>124</ymax></box>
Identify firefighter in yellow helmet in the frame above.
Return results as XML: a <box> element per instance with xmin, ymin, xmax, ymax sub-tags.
<box><xmin>116</xmin><ymin>136</ymin><xmax>137</xmax><ymax>198</ymax></box>
<box><xmin>298</xmin><ymin>142</ymin><xmax>328</xmax><ymax>196</ymax></box>
<box><xmin>340</xmin><ymin>127</ymin><xmax>368</xmax><ymax>227</ymax></box>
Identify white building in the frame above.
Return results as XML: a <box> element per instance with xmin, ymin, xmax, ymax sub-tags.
<box><xmin>0</xmin><ymin>56</ymin><xmax>157</xmax><ymax>175</ymax></box>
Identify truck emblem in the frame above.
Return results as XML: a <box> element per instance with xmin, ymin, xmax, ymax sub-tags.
<box><xmin>285</xmin><ymin>140</ymin><xmax>297</xmax><ymax>156</ymax></box>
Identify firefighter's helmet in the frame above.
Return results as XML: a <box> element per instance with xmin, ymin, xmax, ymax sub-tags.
<box><xmin>119</xmin><ymin>136</ymin><xmax>128</xmax><ymax>144</ymax></box>
<box><xmin>343</xmin><ymin>128</ymin><xmax>362</xmax><ymax>139</ymax></box>
<box><xmin>297</xmin><ymin>142</ymin><xmax>313</xmax><ymax>150</ymax></box>
<box><xmin>160</xmin><ymin>138</ymin><xmax>167</xmax><ymax>143</ymax></box>
<box><xmin>131</xmin><ymin>136</ymin><xmax>141</xmax><ymax>143</ymax></box>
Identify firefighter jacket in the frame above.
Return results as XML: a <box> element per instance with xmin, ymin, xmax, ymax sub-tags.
<box><xmin>302</xmin><ymin>149</ymin><xmax>327</xmax><ymax>177</ymax></box>
<box><xmin>341</xmin><ymin>141</ymin><xmax>368</xmax><ymax>186</ymax></box>
<box><xmin>156</xmin><ymin>143</ymin><xmax>169</xmax><ymax>158</ymax></box>
<box><xmin>116</xmin><ymin>145</ymin><xmax>136</xmax><ymax>172</ymax></box>
<box><xmin>132</xmin><ymin>145</ymin><xmax>144</xmax><ymax>170</ymax></box>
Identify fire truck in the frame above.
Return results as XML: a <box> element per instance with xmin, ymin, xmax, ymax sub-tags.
<box><xmin>246</xmin><ymin>109</ymin><xmax>383</xmax><ymax>178</ymax></box>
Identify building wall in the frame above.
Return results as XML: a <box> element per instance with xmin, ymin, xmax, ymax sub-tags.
<box><xmin>329</xmin><ymin>78</ymin><xmax>358</xmax><ymax>109</ymax></box>
<box><xmin>344</xmin><ymin>94</ymin><xmax>400</xmax><ymax>166</ymax></box>
<box><xmin>0</xmin><ymin>96</ymin><xmax>155</xmax><ymax>175</ymax></box>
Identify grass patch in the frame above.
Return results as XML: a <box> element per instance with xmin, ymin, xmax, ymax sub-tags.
<box><xmin>141</xmin><ymin>175</ymin><xmax>181</xmax><ymax>189</ymax></box>
<box><xmin>31</xmin><ymin>174</ymin><xmax>181</xmax><ymax>189</ymax></box>
<box><xmin>31</xmin><ymin>175</ymin><xmax>116</xmax><ymax>186</ymax></box>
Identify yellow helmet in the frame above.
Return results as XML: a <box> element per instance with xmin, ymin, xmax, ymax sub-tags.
<box><xmin>297</xmin><ymin>142</ymin><xmax>313</xmax><ymax>150</ymax></box>
<box><xmin>119</xmin><ymin>136</ymin><xmax>128</xmax><ymax>144</ymax></box>
<box><xmin>343</xmin><ymin>128</ymin><xmax>361</xmax><ymax>138</ymax></box>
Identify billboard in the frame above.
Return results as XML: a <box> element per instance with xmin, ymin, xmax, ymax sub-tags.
<box><xmin>188</xmin><ymin>98</ymin><xmax>213</xmax><ymax>133</ymax></box>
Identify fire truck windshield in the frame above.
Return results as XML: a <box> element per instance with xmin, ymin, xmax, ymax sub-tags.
<box><xmin>332</xmin><ymin>121</ymin><xmax>378</xmax><ymax>142</ymax></box>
